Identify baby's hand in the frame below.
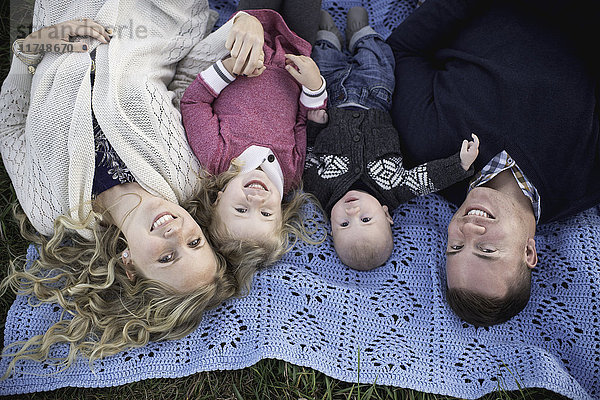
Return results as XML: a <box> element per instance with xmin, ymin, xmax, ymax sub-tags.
<box><xmin>308</xmin><ymin>109</ymin><xmax>328</xmax><ymax>124</ymax></box>
<box><xmin>460</xmin><ymin>133</ymin><xmax>479</xmax><ymax>170</ymax></box>
<box><xmin>284</xmin><ymin>54</ymin><xmax>322</xmax><ymax>91</ymax></box>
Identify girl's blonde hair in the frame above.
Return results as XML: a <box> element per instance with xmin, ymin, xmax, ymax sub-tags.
<box><xmin>193</xmin><ymin>161</ymin><xmax>323</xmax><ymax>290</ymax></box>
<box><xmin>0</xmin><ymin>191</ymin><xmax>239</xmax><ymax>379</ymax></box>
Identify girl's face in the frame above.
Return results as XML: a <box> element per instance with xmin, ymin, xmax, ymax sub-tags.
<box><xmin>122</xmin><ymin>196</ymin><xmax>218</xmax><ymax>292</ymax></box>
<box><xmin>215</xmin><ymin>169</ymin><xmax>283</xmax><ymax>241</ymax></box>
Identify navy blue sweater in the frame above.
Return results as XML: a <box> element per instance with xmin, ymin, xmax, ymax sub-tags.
<box><xmin>386</xmin><ymin>0</ymin><xmax>600</xmax><ymax>223</ymax></box>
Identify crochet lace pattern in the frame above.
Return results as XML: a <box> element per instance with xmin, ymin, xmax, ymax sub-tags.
<box><xmin>2</xmin><ymin>1</ymin><xmax>600</xmax><ymax>399</ymax></box>
<box><xmin>2</xmin><ymin>195</ymin><xmax>600</xmax><ymax>399</ymax></box>
<box><xmin>210</xmin><ymin>0</ymin><xmax>415</xmax><ymax>39</ymax></box>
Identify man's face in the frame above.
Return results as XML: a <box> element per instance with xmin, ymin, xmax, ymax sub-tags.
<box><xmin>445</xmin><ymin>187</ymin><xmax>537</xmax><ymax>298</ymax></box>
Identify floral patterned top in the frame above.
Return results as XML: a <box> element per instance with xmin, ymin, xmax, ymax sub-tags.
<box><xmin>91</xmin><ymin>112</ymin><xmax>135</xmax><ymax>197</ymax></box>
<box><xmin>90</xmin><ymin>49</ymin><xmax>135</xmax><ymax>198</ymax></box>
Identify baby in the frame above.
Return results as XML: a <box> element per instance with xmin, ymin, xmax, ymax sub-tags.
<box><xmin>304</xmin><ymin>7</ymin><xmax>479</xmax><ymax>270</ymax></box>
<box><xmin>181</xmin><ymin>9</ymin><xmax>327</xmax><ymax>262</ymax></box>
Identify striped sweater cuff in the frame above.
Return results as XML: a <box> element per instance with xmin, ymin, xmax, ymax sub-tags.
<box><xmin>300</xmin><ymin>76</ymin><xmax>327</xmax><ymax>108</ymax></box>
<box><xmin>200</xmin><ymin>59</ymin><xmax>236</xmax><ymax>95</ymax></box>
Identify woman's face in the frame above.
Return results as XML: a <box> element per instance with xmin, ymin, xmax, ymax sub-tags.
<box><xmin>121</xmin><ymin>196</ymin><xmax>218</xmax><ymax>292</ymax></box>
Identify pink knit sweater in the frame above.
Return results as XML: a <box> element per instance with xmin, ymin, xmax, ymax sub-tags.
<box><xmin>181</xmin><ymin>9</ymin><xmax>327</xmax><ymax>193</ymax></box>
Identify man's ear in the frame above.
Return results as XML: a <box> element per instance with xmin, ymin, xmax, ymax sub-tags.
<box><xmin>525</xmin><ymin>237</ymin><xmax>538</xmax><ymax>269</ymax></box>
<box><xmin>382</xmin><ymin>205</ymin><xmax>394</xmax><ymax>225</ymax></box>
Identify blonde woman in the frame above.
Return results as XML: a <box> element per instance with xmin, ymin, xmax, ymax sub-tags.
<box><xmin>0</xmin><ymin>0</ymin><xmax>265</xmax><ymax>377</ymax></box>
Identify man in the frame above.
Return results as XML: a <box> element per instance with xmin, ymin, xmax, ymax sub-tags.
<box><xmin>386</xmin><ymin>0</ymin><xmax>600</xmax><ymax>326</ymax></box>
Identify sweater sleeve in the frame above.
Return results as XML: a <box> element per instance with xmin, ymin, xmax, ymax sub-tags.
<box><xmin>306</xmin><ymin>120</ymin><xmax>327</xmax><ymax>148</ymax></box>
<box><xmin>391</xmin><ymin>151</ymin><xmax>473</xmax><ymax>204</ymax></box>
<box><xmin>170</xmin><ymin>11</ymin><xmax>248</xmax><ymax>108</ymax></box>
<box><xmin>386</xmin><ymin>0</ymin><xmax>487</xmax><ymax>57</ymax></box>
<box><xmin>385</xmin><ymin>0</ymin><xmax>489</xmax><ymax>104</ymax></box>
<box><xmin>302</xmin><ymin>153</ymin><xmax>334</xmax><ymax>214</ymax></box>
<box><xmin>180</xmin><ymin>61</ymin><xmax>235</xmax><ymax>171</ymax></box>
<box><xmin>385</xmin><ymin>0</ymin><xmax>490</xmax><ymax>166</ymax></box>
<box><xmin>291</xmin><ymin>77</ymin><xmax>328</xmax><ymax>187</ymax></box>
<box><xmin>0</xmin><ymin>56</ymin><xmax>33</xmax><ymax>210</ymax></box>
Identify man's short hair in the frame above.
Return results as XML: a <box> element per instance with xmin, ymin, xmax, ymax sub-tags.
<box><xmin>446</xmin><ymin>260</ymin><xmax>532</xmax><ymax>326</ymax></box>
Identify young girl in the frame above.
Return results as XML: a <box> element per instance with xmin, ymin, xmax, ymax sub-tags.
<box><xmin>180</xmin><ymin>1</ymin><xmax>327</xmax><ymax>264</ymax></box>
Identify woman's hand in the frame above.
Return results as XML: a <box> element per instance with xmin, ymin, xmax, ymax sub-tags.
<box><xmin>226</xmin><ymin>13</ymin><xmax>265</xmax><ymax>76</ymax></box>
<box><xmin>222</xmin><ymin>51</ymin><xmax>266</xmax><ymax>78</ymax></box>
<box><xmin>22</xmin><ymin>18</ymin><xmax>111</xmax><ymax>54</ymax></box>
<box><xmin>284</xmin><ymin>54</ymin><xmax>322</xmax><ymax>91</ymax></box>
<box><xmin>242</xmin><ymin>50</ymin><xmax>265</xmax><ymax>77</ymax></box>
<box><xmin>460</xmin><ymin>133</ymin><xmax>480</xmax><ymax>170</ymax></box>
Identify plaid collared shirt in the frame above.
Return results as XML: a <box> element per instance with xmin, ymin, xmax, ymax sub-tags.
<box><xmin>469</xmin><ymin>151</ymin><xmax>541</xmax><ymax>222</ymax></box>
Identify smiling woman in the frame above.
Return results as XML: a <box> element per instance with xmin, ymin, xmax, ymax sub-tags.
<box><xmin>94</xmin><ymin>183</ymin><xmax>219</xmax><ymax>291</ymax></box>
<box><xmin>0</xmin><ymin>0</ymin><xmax>267</xmax><ymax>379</ymax></box>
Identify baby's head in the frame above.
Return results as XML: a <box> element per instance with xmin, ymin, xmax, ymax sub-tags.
<box><xmin>330</xmin><ymin>190</ymin><xmax>394</xmax><ymax>271</ymax></box>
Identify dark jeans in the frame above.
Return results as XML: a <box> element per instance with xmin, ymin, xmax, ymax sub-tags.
<box><xmin>312</xmin><ymin>29</ymin><xmax>395</xmax><ymax>111</ymax></box>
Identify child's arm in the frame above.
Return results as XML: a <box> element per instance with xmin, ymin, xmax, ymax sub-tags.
<box><xmin>389</xmin><ymin>134</ymin><xmax>479</xmax><ymax>203</ymax></box>
<box><xmin>180</xmin><ymin>58</ymin><xmax>239</xmax><ymax>169</ymax></box>
<box><xmin>284</xmin><ymin>54</ymin><xmax>328</xmax><ymax>187</ymax></box>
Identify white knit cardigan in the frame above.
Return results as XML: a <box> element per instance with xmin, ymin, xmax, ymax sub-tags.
<box><xmin>0</xmin><ymin>0</ymin><xmax>236</xmax><ymax>238</ymax></box>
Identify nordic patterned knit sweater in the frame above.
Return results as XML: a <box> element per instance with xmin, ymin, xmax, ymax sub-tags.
<box><xmin>387</xmin><ymin>0</ymin><xmax>600</xmax><ymax>223</ymax></box>
<box><xmin>180</xmin><ymin>9</ymin><xmax>328</xmax><ymax>194</ymax></box>
<box><xmin>303</xmin><ymin>107</ymin><xmax>473</xmax><ymax>214</ymax></box>
<box><xmin>0</xmin><ymin>0</ymin><xmax>241</xmax><ymax>238</ymax></box>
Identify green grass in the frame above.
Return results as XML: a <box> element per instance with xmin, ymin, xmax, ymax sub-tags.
<box><xmin>0</xmin><ymin>2</ymin><xmax>567</xmax><ymax>399</ymax></box>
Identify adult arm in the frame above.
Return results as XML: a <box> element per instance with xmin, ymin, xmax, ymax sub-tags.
<box><xmin>1</xmin><ymin>20</ymin><xmax>103</xmax><ymax>236</ymax></box>
<box><xmin>170</xmin><ymin>11</ymin><xmax>264</xmax><ymax>107</ymax></box>
<box><xmin>0</xmin><ymin>57</ymin><xmax>33</xmax><ymax>210</ymax></box>
<box><xmin>0</xmin><ymin>55</ymin><xmax>68</xmax><ymax>236</ymax></box>
<box><xmin>386</xmin><ymin>0</ymin><xmax>486</xmax><ymax>58</ymax></box>
<box><xmin>385</xmin><ymin>0</ymin><xmax>489</xmax><ymax>165</ymax></box>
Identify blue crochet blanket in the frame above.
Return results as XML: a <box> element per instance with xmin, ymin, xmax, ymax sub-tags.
<box><xmin>2</xmin><ymin>1</ymin><xmax>600</xmax><ymax>399</ymax></box>
<box><xmin>3</xmin><ymin>195</ymin><xmax>600</xmax><ymax>399</ymax></box>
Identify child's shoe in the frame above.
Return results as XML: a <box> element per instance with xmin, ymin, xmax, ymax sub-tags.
<box><xmin>346</xmin><ymin>6</ymin><xmax>369</xmax><ymax>47</ymax></box>
<box><xmin>319</xmin><ymin>9</ymin><xmax>345</xmax><ymax>48</ymax></box>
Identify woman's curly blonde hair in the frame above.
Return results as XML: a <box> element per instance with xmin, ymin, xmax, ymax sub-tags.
<box><xmin>0</xmin><ymin>186</ymin><xmax>240</xmax><ymax>379</ymax></box>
